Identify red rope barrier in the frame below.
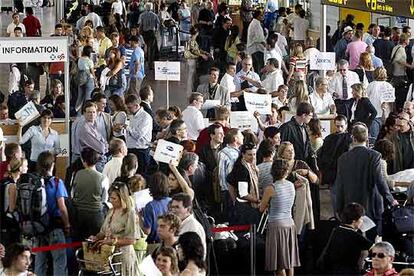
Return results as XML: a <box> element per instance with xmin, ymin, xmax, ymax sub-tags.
<box><xmin>32</xmin><ymin>241</ymin><xmax>82</xmax><ymax>253</ymax></box>
<box><xmin>210</xmin><ymin>225</ymin><xmax>251</xmax><ymax>233</ymax></box>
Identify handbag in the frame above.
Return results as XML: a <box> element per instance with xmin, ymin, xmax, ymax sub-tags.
<box><xmin>82</xmin><ymin>242</ymin><xmax>115</xmax><ymax>272</ymax></box>
<box><xmin>392</xmin><ymin>205</ymin><xmax>414</xmax><ymax>233</ymax></box>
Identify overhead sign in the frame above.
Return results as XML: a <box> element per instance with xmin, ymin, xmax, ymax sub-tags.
<box><xmin>0</xmin><ymin>37</ymin><xmax>68</xmax><ymax>63</ymax></box>
<box><xmin>244</xmin><ymin>92</ymin><xmax>272</xmax><ymax>114</ymax></box>
<box><xmin>310</xmin><ymin>52</ymin><xmax>336</xmax><ymax>70</ymax></box>
<box><xmin>321</xmin><ymin>0</ymin><xmax>414</xmax><ymax>19</ymax></box>
<box><xmin>154</xmin><ymin>61</ymin><xmax>180</xmax><ymax>81</ymax></box>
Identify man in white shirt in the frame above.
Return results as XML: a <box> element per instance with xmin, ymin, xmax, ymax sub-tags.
<box><xmin>7</xmin><ymin>13</ymin><xmax>26</xmax><ymax>37</ymax></box>
<box><xmin>124</xmin><ymin>94</ymin><xmax>153</xmax><ymax>174</ymax></box>
<box><xmin>328</xmin><ymin>59</ymin><xmax>360</xmax><ymax>100</ymax></box>
<box><xmin>291</xmin><ymin>9</ymin><xmax>308</xmax><ymax>46</ymax></box>
<box><xmin>234</xmin><ymin>56</ymin><xmax>261</xmax><ymax>93</ymax></box>
<box><xmin>328</xmin><ymin>59</ymin><xmax>360</xmax><ymax>118</ymax></box>
<box><xmin>261</xmin><ymin>58</ymin><xmax>284</xmax><ymax>94</ymax></box>
<box><xmin>182</xmin><ymin>92</ymin><xmax>205</xmax><ymax>140</ymax></box>
<box><xmin>220</xmin><ymin>62</ymin><xmax>246</xmax><ymax>105</ymax></box>
<box><xmin>247</xmin><ymin>10</ymin><xmax>266</xmax><ymax>73</ymax></box>
<box><xmin>303</xmin><ymin>37</ymin><xmax>320</xmax><ymax>62</ymax></box>
<box><xmin>102</xmin><ymin>138</ymin><xmax>128</xmax><ymax>185</ymax></box>
<box><xmin>310</xmin><ymin>77</ymin><xmax>335</xmax><ymax>116</ymax></box>
<box><xmin>170</xmin><ymin>193</ymin><xmax>206</xmax><ymax>258</ymax></box>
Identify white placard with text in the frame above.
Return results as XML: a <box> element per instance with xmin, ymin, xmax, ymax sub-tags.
<box><xmin>310</xmin><ymin>52</ymin><xmax>336</xmax><ymax>70</ymax></box>
<box><xmin>244</xmin><ymin>92</ymin><xmax>272</xmax><ymax>114</ymax></box>
<box><xmin>15</xmin><ymin>102</ymin><xmax>40</xmax><ymax>127</ymax></box>
<box><xmin>153</xmin><ymin>139</ymin><xmax>183</xmax><ymax>166</ymax></box>
<box><xmin>154</xmin><ymin>61</ymin><xmax>180</xmax><ymax>81</ymax></box>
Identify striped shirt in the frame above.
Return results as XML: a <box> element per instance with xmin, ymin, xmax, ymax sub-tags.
<box><xmin>268</xmin><ymin>179</ymin><xmax>295</xmax><ymax>221</ymax></box>
<box><xmin>218</xmin><ymin>146</ymin><xmax>240</xmax><ymax>191</ymax></box>
<box><xmin>138</xmin><ymin>10</ymin><xmax>160</xmax><ymax>32</ymax></box>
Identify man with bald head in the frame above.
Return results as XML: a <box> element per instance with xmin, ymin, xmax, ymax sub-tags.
<box><xmin>390</xmin><ymin>112</ymin><xmax>414</xmax><ymax>173</ymax></box>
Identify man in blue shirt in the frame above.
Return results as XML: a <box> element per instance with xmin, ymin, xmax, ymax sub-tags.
<box><xmin>128</xmin><ymin>35</ymin><xmax>145</xmax><ymax>97</ymax></box>
<box><xmin>35</xmin><ymin>151</ymin><xmax>70</xmax><ymax>276</ymax></box>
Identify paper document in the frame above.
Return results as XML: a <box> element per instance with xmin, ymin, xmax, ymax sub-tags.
<box><xmin>360</xmin><ymin>216</ymin><xmax>376</xmax><ymax>233</ymax></box>
<box><xmin>138</xmin><ymin>255</ymin><xmax>162</xmax><ymax>276</ymax></box>
<box><xmin>202</xmin><ymin>99</ymin><xmax>220</xmax><ymax>110</ymax></box>
<box><xmin>238</xmin><ymin>181</ymin><xmax>249</xmax><ymax>197</ymax></box>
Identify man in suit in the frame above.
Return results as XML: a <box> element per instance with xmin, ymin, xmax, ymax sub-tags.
<box><xmin>139</xmin><ymin>85</ymin><xmax>160</xmax><ymax>141</ymax></box>
<box><xmin>336</xmin><ymin>123</ymin><xmax>395</xmax><ymax>240</ymax></box>
<box><xmin>92</xmin><ymin>93</ymin><xmax>112</xmax><ymax>144</ymax></box>
<box><xmin>317</xmin><ymin>115</ymin><xmax>352</xmax><ymax>213</ymax></box>
<box><xmin>196</xmin><ymin>67</ymin><xmax>230</xmax><ymax>119</ymax></box>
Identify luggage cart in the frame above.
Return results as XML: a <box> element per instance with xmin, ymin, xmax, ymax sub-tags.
<box><xmin>75</xmin><ymin>247</ymin><xmax>122</xmax><ymax>276</ymax></box>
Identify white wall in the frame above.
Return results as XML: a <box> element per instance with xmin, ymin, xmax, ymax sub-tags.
<box><xmin>308</xmin><ymin>2</ymin><xmax>339</xmax><ymax>33</ymax></box>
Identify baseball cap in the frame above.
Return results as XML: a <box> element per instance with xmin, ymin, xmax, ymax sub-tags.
<box><xmin>342</xmin><ymin>26</ymin><xmax>353</xmax><ymax>36</ymax></box>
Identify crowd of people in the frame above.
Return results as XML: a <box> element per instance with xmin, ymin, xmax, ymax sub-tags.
<box><xmin>0</xmin><ymin>0</ymin><xmax>413</xmax><ymax>275</ymax></box>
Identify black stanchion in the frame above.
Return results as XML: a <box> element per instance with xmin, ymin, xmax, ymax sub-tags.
<box><xmin>250</xmin><ymin>224</ymin><xmax>256</xmax><ymax>276</ymax></box>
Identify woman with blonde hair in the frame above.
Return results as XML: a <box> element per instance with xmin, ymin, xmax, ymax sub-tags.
<box><xmin>288</xmin><ymin>80</ymin><xmax>309</xmax><ymax>114</ymax></box>
<box><xmin>287</xmin><ymin>44</ymin><xmax>307</xmax><ymax>84</ymax></box>
<box><xmin>89</xmin><ymin>182</ymin><xmax>139</xmax><ymax>275</ymax></box>
<box><xmin>366</xmin><ymin>67</ymin><xmax>395</xmax><ymax>141</ymax></box>
<box><xmin>354</xmin><ymin>52</ymin><xmax>375</xmax><ymax>84</ymax></box>
<box><xmin>348</xmin><ymin>83</ymin><xmax>377</xmax><ymax>129</ymax></box>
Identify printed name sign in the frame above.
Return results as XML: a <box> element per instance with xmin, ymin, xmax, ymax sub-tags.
<box><xmin>15</xmin><ymin>101</ymin><xmax>40</xmax><ymax>127</ymax></box>
<box><xmin>153</xmin><ymin>139</ymin><xmax>183</xmax><ymax>166</ymax></box>
<box><xmin>154</xmin><ymin>61</ymin><xmax>180</xmax><ymax>81</ymax></box>
<box><xmin>244</xmin><ymin>92</ymin><xmax>272</xmax><ymax>114</ymax></box>
<box><xmin>310</xmin><ymin>52</ymin><xmax>336</xmax><ymax>70</ymax></box>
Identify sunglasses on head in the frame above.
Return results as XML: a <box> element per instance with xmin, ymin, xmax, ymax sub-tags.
<box><xmin>371</xmin><ymin>252</ymin><xmax>387</xmax><ymax>259</ymax></box>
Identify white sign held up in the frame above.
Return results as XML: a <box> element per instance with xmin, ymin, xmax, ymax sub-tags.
<box><xmin>320</xmin><ymin>120</ymin><xmax>331</xmax><ymax>139</ymax></box>
<box><xmin>153</xmin><ymin>139</ymin><xmax>183</xmax><ymax>166</ymax></box>
<box><xmin>310</xmin><ymin>52</ymin><xmax>336</xmax><ymax>70</ymax></box>
<box><xmin>154</xmin><ymin>61</ymin><xmax>180</xmax><ymax>81</ymax></box>
<box><xmin>230</xmin><ymin>111</ymin><xmax>253</xmax><ymax>130</ymax></box>
<box><xmin>381</xmin><ymin>87</ymin><xmax>396</xmax><ymax>103</ymax></box>
<box><xmin>244</xmin><ymin>92</ymin><xmax>272</xmax><ymax>114</ymax></box>
<box><xmin>15</xmin><ymin>101</ymin><xmax>40</xmax><ymax>127</ymax></box>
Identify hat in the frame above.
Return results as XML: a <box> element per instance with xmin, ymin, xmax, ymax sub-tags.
<box><xmin>342</xmin><ymin>26</ymin><xmax>353</xmax><ymax>36</ymax></box>
<box><xmin>0</xmin><ymin>127</ymin><xmax>6</xmax><ymax>142</ymax></box>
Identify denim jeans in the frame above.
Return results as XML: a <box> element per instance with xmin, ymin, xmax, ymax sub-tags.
<box><xmin>35</xmin><ymin>229</ymin><xmax>67</xmax><ymax>276</ymax></box>
<box><xmin>369</xmin><ymin>117</ymin><xmax>383</xmax><ymax>143</ymax></box>
<box><xmin>76</xmin><ymin>78</ymin><xmax>94</xmax><ymax>112</ymax></box>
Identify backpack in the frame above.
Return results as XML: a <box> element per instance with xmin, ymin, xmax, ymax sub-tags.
<box><xmin>78</xmin><ymin>70</ymin><xmax>90</xmax><ymax>86</ymax></box>
<box><xmin>16</xmin><ymin>173</ymin><xmax>49</xmax><ymax>237</ymax></box>
<box><xmin>0</xmin><ymin>178</ymin><xmax>16</xmax><ymax>227</ymax></box>
<box><xmin>392</xmin><ymin>205</ymin><xmax>414</xmax><ymax>234</ymax></box>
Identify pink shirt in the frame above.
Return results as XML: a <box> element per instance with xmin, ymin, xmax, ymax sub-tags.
<box><xmin>346</xmin><ymin>40</ymin><xmax>368</xmax><ymax>69</ymax></box>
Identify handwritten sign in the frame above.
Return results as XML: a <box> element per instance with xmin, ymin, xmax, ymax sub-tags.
<box><xmin>381</xmin><ymin>86</ymin><xmax>396</xmax><ymax>103</ymax></box>
<box><xmin>154</xmin><ymin>61</ymin><xmax>180</xmax><ymax>81</ymax></box>
<box><xmin>310</xmin><ymin>52</ymin><xmax>336</xmax><ymax>70</ymax></box>
<box><xmin>244</xmin><ymin>92</ymin><xmax>272</xmax><ymax>114</ymax></box>
<box><xmin>15</xmin><ymin>101</ymin><xmax>40</xmax><ymax>127</ymax></box>
<box><xmin>230</xmin><ymin>111</ymin><xmax>254</xmax><ymax>130</ymax></box>
<box><xmin>153</xmin><ymin>139</ymin><xmax>183</xmax><ymax>166</ymax></box>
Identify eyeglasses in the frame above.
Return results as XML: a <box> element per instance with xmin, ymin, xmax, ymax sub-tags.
<box><xmin>371</xmin><ymin>252</ymin><xmax>387</xmax><ymax>259</ymax></box>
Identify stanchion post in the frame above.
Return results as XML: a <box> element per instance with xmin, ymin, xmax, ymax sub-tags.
<box><xmin>250</xmin><ymin>224</ymin><xmax>256</xmax><ymax>276</ymax></box>
<box><xmin>166</xmin><ymin>60</ymin><xmax>170</xmax><ymax>108</ymax></box>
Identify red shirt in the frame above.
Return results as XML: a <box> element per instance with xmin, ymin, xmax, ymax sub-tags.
<box><xmin>365</xmin><ymin>268</ymin><xmax>398</xmax><ymax>276</ymax></box>
<box><xmin>23</xmin><ymin>15</ymin><xmax>41</xmax><ymax>37</ymax></box>
<box><xmin>0</xmin><ymin>161</ymin><xmax>9</xmax><ymax>182</ymax></box>
<box><xmin>196</xmin><ymin>123</ymin><xmax>229</xmax><ymax>154</ymax></box>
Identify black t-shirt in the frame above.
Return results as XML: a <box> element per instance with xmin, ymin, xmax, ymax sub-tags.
<box><xmin>325</xmin><ymin>225</ymin><xmax>372</xmax><ymax>274</ymax></box>
<box><xmin>401</xmin><ymin>132</ymin><xmax>414</xmax><ymax>170</ymax></box>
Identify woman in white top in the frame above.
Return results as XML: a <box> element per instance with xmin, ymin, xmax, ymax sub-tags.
<box><xmin>17</xmin><ymin>109</ymin><xmax>60</xmax><ymax>171</ymax></box>
<box><xmin>109</xmin><ymin>94</ymin><xmax>128</xmax><ymax>141</ymax></box>
<box><xmin>288</xmin><ymin>80</ymin><xmax>309</xmax><ymax>115</ymax></box>
<box><xmin>366</xmin><ymin>67</ymin><xmax>395</xmax><ymax>141</ymax></box>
